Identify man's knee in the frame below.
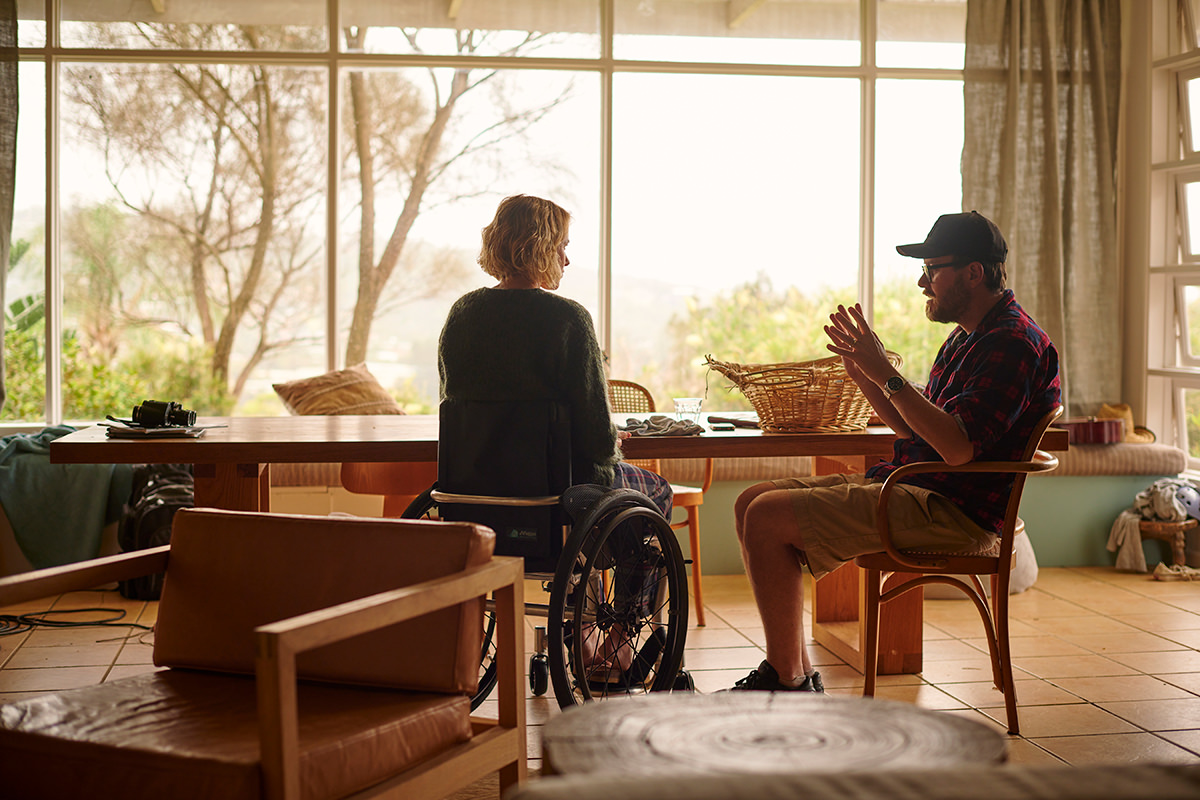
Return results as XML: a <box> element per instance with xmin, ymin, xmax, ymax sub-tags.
<box><xmin>735</xmin><ymin>481</ymin><xmax>777</xmax><ymax>519</ymax></box>
<box><xmin>741</xmin><ymin>492</ymin><xmax>800</xmax><ymax>549</ymax></box>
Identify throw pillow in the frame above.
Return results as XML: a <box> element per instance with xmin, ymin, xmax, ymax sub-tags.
<box><xmin>273</xmin><ymin>363</ymin><xmax>404</xmax><ymax>416</ymax></box>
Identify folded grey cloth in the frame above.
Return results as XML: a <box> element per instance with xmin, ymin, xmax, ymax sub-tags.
<box><xmin>621</xmin><ymin>415</ymin><xmax>704</xmax><ymax>437</ymax></box>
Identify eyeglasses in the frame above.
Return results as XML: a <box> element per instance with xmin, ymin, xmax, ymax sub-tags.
<box><xmin>921</xmin><ymin>260</ymin><xmax>970</xmax><ymax>281</ymax></box>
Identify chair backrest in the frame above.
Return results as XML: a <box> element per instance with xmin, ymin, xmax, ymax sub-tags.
<box><xmin>340</xmin><ymin>460</ymin><xmax>439</xmax><ymax>516</ymax></box>
<box><xmin>607</xmin><ymin>379</ymin><xmax>662</xmax><ymax>474</ymax></box>
<box><xmin>997</xmin><ymin>404</ymin><xmax>1065</xmax><ymax>544</ymax></box>
<box><xmin>608</xmin><ymin>379</ymin><xmax>656</xmax><ymax>414</ymax></box>
<box><xmin>436</xmin><ymin>398</ymin><xmax>572</xmax><ymax>572</ymax></box>
<box><xmin>153</xmin><ymin>508</ymin><xmax>493</xmax><ymax>693</ymax></box>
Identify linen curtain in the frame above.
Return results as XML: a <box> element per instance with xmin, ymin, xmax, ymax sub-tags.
<box><xmin>0</xmin><ymin>0</ymin><xmax>15</xmax><ymax>413</ymax></box>
<box><xmin>962</xmin><ymin>0</ymin><xmax>1122</xmax><ymax>417</ymax></box>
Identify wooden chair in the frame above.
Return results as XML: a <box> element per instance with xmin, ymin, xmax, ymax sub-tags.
<box><xmin>340</xmin><ymin>460</ymin><xmax>439</xmax><ymax>517</ymax></box>
<box><xmin>608</xmin><ymin>379</ymin><xmax>714</xmax><ymax>626</ymax></box>
<box><xmin>855</xmin><ymin>405</ymin><xmax>1064</xmax><ymax>735</ymax></box>
<box><xmin>0</xmin><ymin>509</ymin><xmax>526</xmax><ymax>800</ymax></box>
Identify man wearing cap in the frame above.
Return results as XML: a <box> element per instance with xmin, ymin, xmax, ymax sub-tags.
<box><xmin>726</xmin><ymin>211</ymin><xmax>1061</xmax><ymax>693</ymax></box>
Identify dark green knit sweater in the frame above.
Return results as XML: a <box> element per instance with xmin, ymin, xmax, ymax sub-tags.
<box><xmin>438</xmin><ymin>287</ymin><xmax>619</xmax><ymax>486</ymax></box>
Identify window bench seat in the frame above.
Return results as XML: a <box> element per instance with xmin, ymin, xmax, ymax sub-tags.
<box><xmin>266</xmin><ymin>442</ymin><xmax>1191</xmax><ymax>574</ymax></box>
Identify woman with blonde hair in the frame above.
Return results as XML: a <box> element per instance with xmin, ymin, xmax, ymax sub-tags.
<box><xmin>439</xmin><ymin>194</ymin><xmax>672</xmax><ymax>514</ymax></box>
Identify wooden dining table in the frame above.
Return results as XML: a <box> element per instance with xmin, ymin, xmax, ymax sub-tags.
<box><xmin>50</xmin><ymin>414</ymin><xmax>1067</xmax><ymax>676</ymax></box>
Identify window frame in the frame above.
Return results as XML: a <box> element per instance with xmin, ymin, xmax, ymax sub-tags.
<box><xmin>9</xmin><ymin>0</ymin><xmax>969</xmax><ymax>428</ymax></box>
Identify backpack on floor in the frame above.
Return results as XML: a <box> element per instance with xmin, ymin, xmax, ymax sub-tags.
<box><xmin>118</xmin><ymin>464</ymin><xmax>195</xmax><ymax>600</ymax></box>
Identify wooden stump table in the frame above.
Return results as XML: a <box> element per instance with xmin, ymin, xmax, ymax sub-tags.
<box><xmin>542</xmin><ymin>693</ymin><xmax>1007</xmax><ymax>777</ymax></box>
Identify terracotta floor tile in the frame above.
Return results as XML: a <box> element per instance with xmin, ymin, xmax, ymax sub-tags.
<box><xmin>1031</xmin><ymin>732</ymin><xmax>1200</xmax><ymax>765</ymax></box>
<box><xmin>1098</xmin><ymin>698</ymin><xmax>1200</xmax><ymax>731</ymax></box>
<box><xmin>105</xmin><ymin>664</ymin><xmax>166</xmax><ymax>682</ymax></box>
<box><xmin>938</xmin><ymin>678</ymin><xmax>1084</xmax><ymax>709</ymax></box>
<box><xmin>921</xmin><ymin>637</ymin><xmax>988</xmax><ymax>661</ymax></box>
<box><xmin>1162</xmin><ymin>629</ymin><xmax>1200</xmax><ymax>649</ymax></box>
<box><xmin>1014</xmin><ymin>654</ymin><xmax>1138</xmax><ymax>679</ymax></box>
<box><xmin>683</xmin><ymin>626</ymin><xmax>756</xmax><ymax>649</ymax></box>
<box><xmin>1118</xmin><ymin>611</ymin><xmax>1200</xmax><ymax>632</ymax></box>
<box><xmin>1162</xmin><ymin>672</ymin><xmax>1200</xmax><ymax>696</ymax></box>
<box><xmin>679</xmin><ymin>646</ymin><xmax>764</xmax><ymax>671</ymax></box>
<box><xmin>1061</xmin><ymin>631</ymin><xmax>1188</xmax><ymax>654</ymax></box>
<box><xmin>1159</xmin><ymin>729</ymin><xmax>1200</xmax><ymax>755</ymax></box>
<box><xmin>4</xmin><ymin>643</ymin><xmax>122</xmax><ymax>669</ymax></box>
<box><xmin>1108</xmin><ymin>650</ymin><xmax>1200</xmax><ymax>675</ymax></box>
<box><xmin>710</xmin><ymin>610</ymin><xmax>771</xmax><ymax>630</ymax></box>
<box><xmin>961</xmin><ymin>635</ymin><xmax>1092</xmax><ymax>659</ymax></box>
<box><xmin>1024</xmin><ymin>615</ymin><xmax>1140</xmax><ymax>637</ymax></box>
<box><xmin>1003</xmin><ymin>738</ymin><xmax>1068</xmax><ymax>765</ymax></box>
<box><xmin>985</xmin><ymin>703</ymin><xmax>1138</xmax><ymax>738</ymax></box>
<box><xmin>915</xmin><ymin>658</ymin><xmax>1003</xmax><ymax>684</ymax></box>
<box><xmin>872</xmin><ymin>683</ymin><xmax>968</xmax><ymax>710</ymax></box>
<box><xmin>689</xmin><ymin>668</ymin><xmax>750</xmax><ymax>694</ymax></box>
<box><xmin>1051</xmin><ymin>674</ymin><xmax>1196</xmax><ymax>703</ymax></box>
<box><xmin>0</xmin><ymin>665</ymin><xmax>108</xmax><ymax>693</ymax></box>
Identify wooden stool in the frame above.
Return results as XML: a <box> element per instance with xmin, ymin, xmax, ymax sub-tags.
<box><xmin>1139</xmin><ymin>519</ymin><xmax>1196</xmax><ymax>567</ymax></box>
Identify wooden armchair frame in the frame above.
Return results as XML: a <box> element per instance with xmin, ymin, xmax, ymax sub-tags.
<box><xmin>0</xmin><ymin>528</ymin><xmax>527</xmax><ymax>800</ymax></box>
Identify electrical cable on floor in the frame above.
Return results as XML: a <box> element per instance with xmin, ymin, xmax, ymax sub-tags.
<box><xmin>0</xmin><ymin>607</ymin><xmax>152</xmax><ymax>637</ymax></box>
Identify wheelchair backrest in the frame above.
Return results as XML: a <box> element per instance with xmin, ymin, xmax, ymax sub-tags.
<box><xmin>437</xmin><ymin>398</ymin><xmax>572</xmax><ymax>572</ymax></box>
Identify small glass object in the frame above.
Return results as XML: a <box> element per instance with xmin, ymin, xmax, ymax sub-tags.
<box><xmin>673</xmin><ymin>397</ymin><xmax>703</xmax><ymax>422</ymax></box>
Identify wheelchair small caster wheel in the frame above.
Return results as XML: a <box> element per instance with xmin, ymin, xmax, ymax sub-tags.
<box><xmin>529</xmin><ymin>653</ymin><xmax>549</xmax><ymax>696</ymax></box>
<box><xmin>673</xmin><ymin>669</ymin><xmax>695</xmax><ymax>692</ymax></box>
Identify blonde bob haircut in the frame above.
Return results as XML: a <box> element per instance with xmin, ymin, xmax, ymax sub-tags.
<box><xmin>478</xmin><ymin>194</ymin><xmax>571</xmax><ymax>289</ymax></box>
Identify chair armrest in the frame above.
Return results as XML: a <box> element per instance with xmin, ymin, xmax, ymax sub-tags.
<box><xmin>0</xmin><ymin>546</ymin><xmax>171</xmax><ymax>607</ymax></box>
<box><xmin>876</xmin><ymin>451</ymin><xmax>1059</xmax><ymax>570</ymax></box>
<box><xmin>255</xmin><ymin>555</ymin><xmax>526</xmax><ymax>800</ymax></box>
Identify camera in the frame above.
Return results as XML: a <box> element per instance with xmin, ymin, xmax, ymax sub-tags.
<box><xmin>131</xmin><ymin>400</ymin><xmax>197</xmax><ymax>428</ymax></box>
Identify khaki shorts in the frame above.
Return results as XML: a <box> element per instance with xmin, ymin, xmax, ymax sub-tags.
<box><xmin>769</xmin><ymin>473</ymin><xmax>996</xmax><ymax>579</ymax></box>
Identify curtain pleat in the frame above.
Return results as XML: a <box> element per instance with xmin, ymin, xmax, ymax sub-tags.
<box><xmin>0</xmin><ymin>0</ymin><xmax>16</xmax><ymax>413</ymax></box>
<box><xmin>963</xmin><ymin>0</ymin><xmax>1121</xmax><ymax>416</ymax></box>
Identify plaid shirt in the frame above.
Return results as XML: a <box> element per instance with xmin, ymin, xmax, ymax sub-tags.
<box><xmin>866</xmin><ymin>290</ymin><xmax>1061</xmax><ymax>533</ymax></box>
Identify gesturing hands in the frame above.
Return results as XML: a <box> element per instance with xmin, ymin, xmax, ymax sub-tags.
<box><xmin>824</xmin><ymin>303</ymin><xmax>892</xmax><ymax>387</ymax></box>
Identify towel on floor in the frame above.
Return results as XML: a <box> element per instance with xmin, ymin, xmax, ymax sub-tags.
<box><xmin>0</xmin><ymin>426</ymin><xmax>134</xmax><ymax>569</ymax></box>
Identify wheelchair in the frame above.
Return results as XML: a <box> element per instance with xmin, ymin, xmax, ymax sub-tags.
<box><xmin>402</xmin><ymin>398</ymin><xmax>691</xmax><ymax>709</ymax></box>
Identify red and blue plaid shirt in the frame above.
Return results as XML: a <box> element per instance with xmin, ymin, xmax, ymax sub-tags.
<box><xmin>866</xmin><ymin>290</ymin><xmax>1061</xmax><ymax>533</ymax></box>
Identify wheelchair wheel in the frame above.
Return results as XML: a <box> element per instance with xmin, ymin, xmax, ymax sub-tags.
<box><xmin>546</xmin><ymin>497</ymin><xmax>688</xmax><ymax>707</ymax></box>
<box><xmin>402</xmin><ymin>486</ymin><xmax>498</xmax><ymax>711</ymax></box>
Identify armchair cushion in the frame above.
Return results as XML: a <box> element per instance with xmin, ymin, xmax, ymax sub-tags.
<box><xmin>0</xmin><ymin>671</ymin><xmax>471</xmax><ymax>800</ymax></box>
<box><xmin>273</xmin><ymin>363</ymin><xmax>404</xmax><ymax>416</ymax></box>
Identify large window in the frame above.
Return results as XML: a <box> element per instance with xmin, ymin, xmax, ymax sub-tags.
<box><xmin>6</xmin><ymin>0</ymin><xmax>968</xmax><ymax>425</ymax></box>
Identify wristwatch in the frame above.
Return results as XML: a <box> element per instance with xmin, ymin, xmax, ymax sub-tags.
<box><xmin>882</xmin><ymin>375</ymin><xmax>907</xmax><ymax>400</ymax></box>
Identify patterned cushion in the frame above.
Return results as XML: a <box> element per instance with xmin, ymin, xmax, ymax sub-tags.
<box><xmin>273</xmin><ymin>363</ymin><xmax>403</xmax><ymax>416</ymax></box>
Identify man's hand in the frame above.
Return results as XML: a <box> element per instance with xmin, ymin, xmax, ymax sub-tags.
<box><xmin>824</xmin><ymin>303</ymin><xmax>897</xmax><ymax>387</ymax></box>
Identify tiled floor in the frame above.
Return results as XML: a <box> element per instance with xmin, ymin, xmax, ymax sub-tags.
<box><xmin>2</xmin><ymin>566</ymin><xmax>1198</xmax><ymax>781</ymax></box>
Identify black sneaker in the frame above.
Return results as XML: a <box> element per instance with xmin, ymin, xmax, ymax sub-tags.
<box><xmin>724</xmin><ymin>660</ymin><xmax>824</xmax><ymax>693</ymax></box>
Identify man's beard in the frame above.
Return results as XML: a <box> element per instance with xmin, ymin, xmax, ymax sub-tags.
<box><xmin>925</xmin><ymin>278</ymin><xmax>970</xmax><ymax>324</ymax></box>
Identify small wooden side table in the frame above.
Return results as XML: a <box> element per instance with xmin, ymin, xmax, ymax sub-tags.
<box><xmin>1140</xmin><ymin>519</ymin><xmax>1197</xmax><ymax>567</ymax></box>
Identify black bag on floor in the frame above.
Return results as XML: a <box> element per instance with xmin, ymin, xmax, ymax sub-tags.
<box><xmin>118</xmin><ymin>464</ymin><xmax>195</xmax><ymax>600</ymax></box>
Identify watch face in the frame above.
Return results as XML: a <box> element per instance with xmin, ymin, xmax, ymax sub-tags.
<box><xmin>886</xmin><ymin>376</ymin><xmax>905</xmax><ymax>392</ymax></box>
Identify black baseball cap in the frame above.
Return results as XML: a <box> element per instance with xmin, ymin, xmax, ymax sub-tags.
<box><xmin>896</xmin><ymin>211</ymin><xmax>1008</xmax><ymax>264</ymax></box>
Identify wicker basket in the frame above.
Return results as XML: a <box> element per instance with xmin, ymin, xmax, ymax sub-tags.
<box><xmin>705</xmin><ymin>352</ymin><xmax>903</xmax><ymax>433</ymax></box>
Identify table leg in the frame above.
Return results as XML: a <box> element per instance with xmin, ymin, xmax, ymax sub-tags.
<box><xmin>809</xmin><ymin>454</ymin><xmax>923</xmax><ymax>676</ymax></box>
<box><xmin>193</xmin><ymin>462</ymin><xmax>270</xmax><ymax>511</ymax></box>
